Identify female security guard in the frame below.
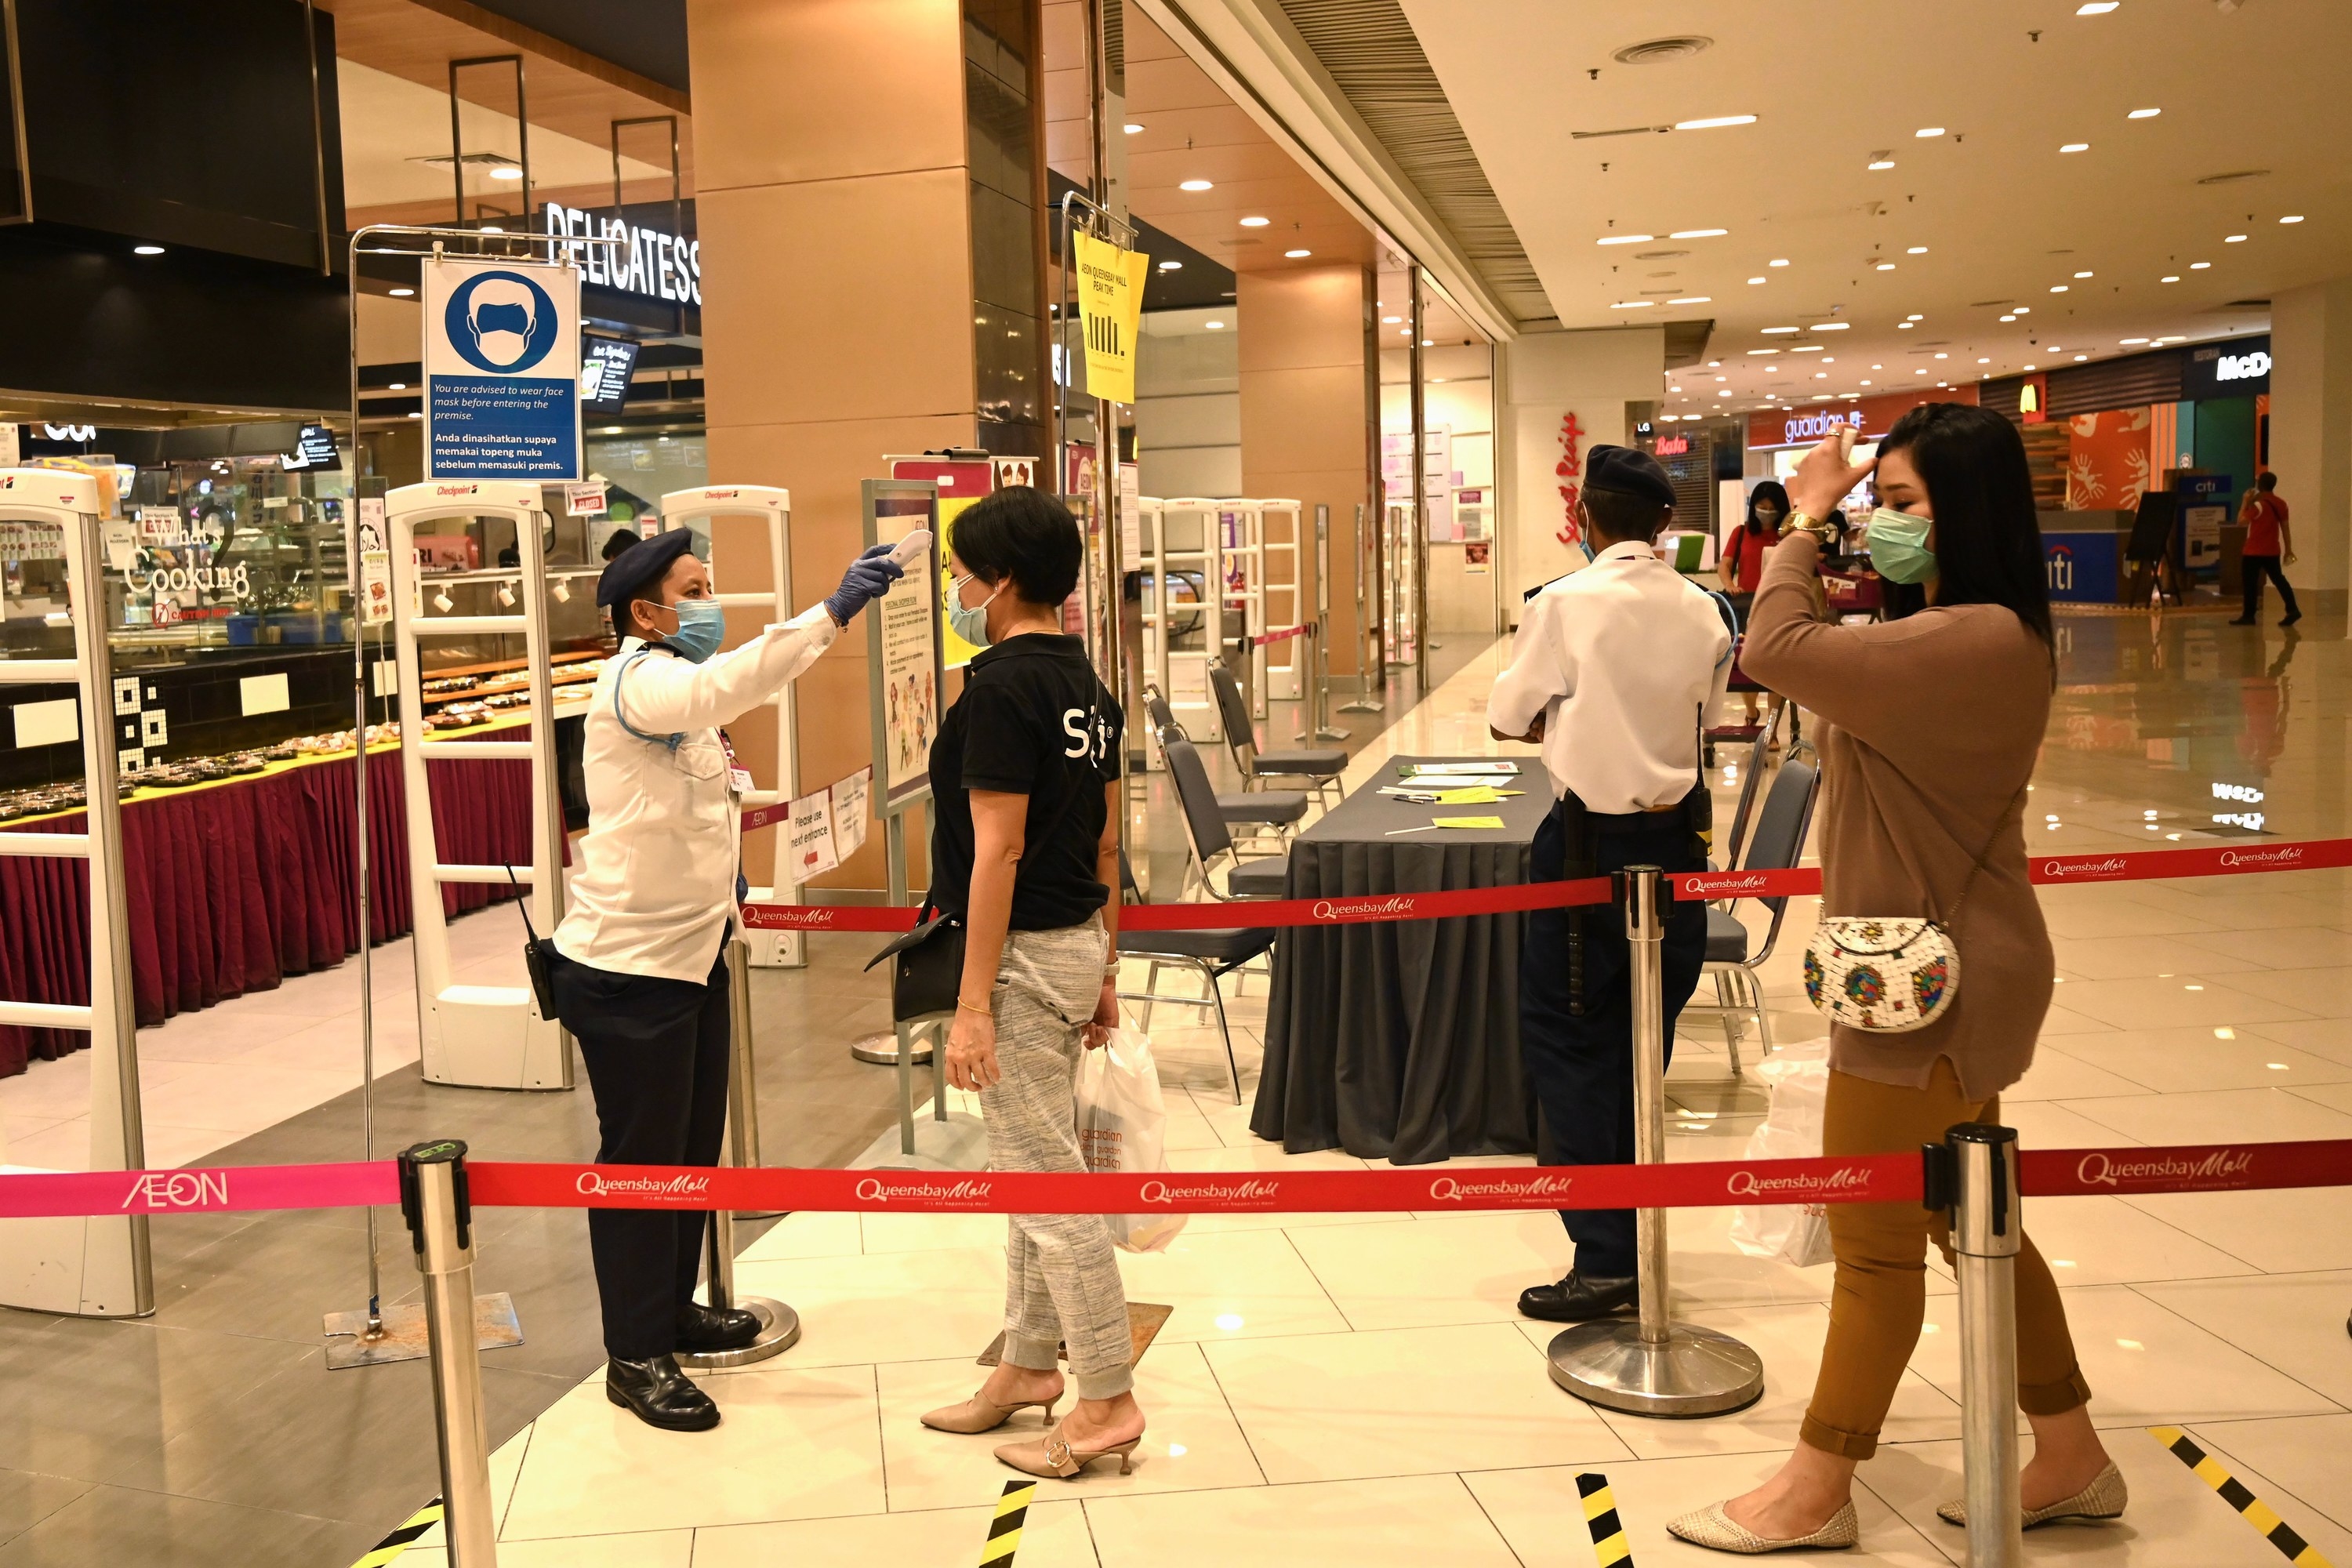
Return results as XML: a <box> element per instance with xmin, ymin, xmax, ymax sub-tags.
<box><xmin>549</xmin><ymin>524</ymin><xmax>920</xmax><ymax>1432</ymax></box>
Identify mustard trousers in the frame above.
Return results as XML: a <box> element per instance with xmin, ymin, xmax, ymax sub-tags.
<box><xmin>1799</xmin><ymin>1058</ymin><xmax>2092</xmax><ymax>1461</ymax></box>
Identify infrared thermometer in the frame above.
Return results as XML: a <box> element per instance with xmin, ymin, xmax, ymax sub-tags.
<box><xmin>888</xmin><ymin>529</ymin><xmax>934</xmax><ymax>569</ymax></box>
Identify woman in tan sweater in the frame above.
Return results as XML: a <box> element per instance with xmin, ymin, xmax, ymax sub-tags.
<box><xmin>1668</xmin><ymin>406</ymin><xmax>2121</xmax><ymax>1553</ymax></box>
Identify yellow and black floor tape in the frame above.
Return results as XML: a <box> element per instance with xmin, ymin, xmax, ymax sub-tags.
<box><xmin>350</xmin><ymin>1498</ymin><xmax>443</xmax><ymax>1568</ymax></box>
<box><xmin>979</xmin><ymin>1479</ymin><xmax>1037</xmax><ymax>1567</ymax></box>
<box><xmin>2151</xmin><ymin>1425</ymin><xmax>2336</xmax><ymax>1567</ymax></box>
<box><xmin>1576</xmin><ymin>1472</ymin><xmax>1634</xmax><ymax>1566</ymax></box>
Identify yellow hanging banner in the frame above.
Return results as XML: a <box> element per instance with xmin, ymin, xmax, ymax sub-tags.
<box><xmin>1072</xmin><ymin>232</ymin><xmax>1149</xmax><ymax>406</ymax></box>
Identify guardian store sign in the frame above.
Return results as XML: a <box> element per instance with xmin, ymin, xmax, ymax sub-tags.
<box><xmin>423</xmin><ymin>257</ymin><xmax>581</xmax><ymax>480</ymax></box>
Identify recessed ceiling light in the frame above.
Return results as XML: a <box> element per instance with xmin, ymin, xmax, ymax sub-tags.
<box><xmin>1875</xmin><ymin>262</ymin><xmax>1897</xmax><ymax>271</ymax></box>
<box><xmin>2074</xmin><ymin>270</ymin><xmax>2094</xmax><ymax>278</ymax></box>
<box><xmin>2024</xmin><ymin>364</ymin><xmax>2036</xmax><ymax>371</ymax></box>
<box><xmin>1746</xmin><ymin>348</ymin><xmax>1780</xmax><ymax>355</ymax></box>
<box><xmin>1668</xmin><ymin>296</ymin><xmax>1711</xmax><ymax>304</ymax></box>
<box><xmin>1674</xmin><ymin>114</ymin><xmax>1757</xmax><ymax>130</ymax></box>
<box><xmin>2074</xmin><ymin>353</ymin><xmax>2088</xmax><ymax>361</ymax></box>
<box><xmin>1158</xmin><ymin>260</ymin><xmax>1181</xmax><ymax>271</ymax></box>
<box><xmin>2225</xmin><ymin>234</ymin><xmax>2248</xmax><ymax>242</ymax></box>
<box><xmin>1999</xmin><ymin>314</ymin><xmax>2017</xmax><ymax>322</ymax></box>
<box><xmin>1761</xmin><ymin>325</ymin><xmax>1799</xmax><ymax>334</ymax></box>
<box><xmin>2051</xmin><ymin>284</ymin><xmax>2069</xmax><ymax>292</ymax></box>
<box><xmin>1867</xmin><ymin>158</ymin><xmax>1896</xmax><ymax>171</ymax></box>
<box><xmin>1934</xmin><ymin>351</ymin><xmax>1950</xmax><ymax>359</ymax></box>
<box><xmin>1905</xmin><ymin>246</ymin><xmax>1928</xmax><ymax>255</ymax></box>
<box><xmin>1420</xmin><ymin>338</ymin><xmax>1433</xmax><ymax>345</ymax></box>
<box><xmin>1612</xmin><ymin>300</ymin><xmax>1657</xmax><ymax>309</ymax></box>
<box><xmin>2120</xmin><ymin>336</ymin><xmax>2149</xmax><ymax>344</ymax></box>
<box><xmin>2129</xmin><ymin>107</ymin><xmax>2161</xmax><ymax>119</ymax></box>
<box><xmin>407</xmin><ymin>410</ymin><xmax>422</xmax><ymax>418</ymax></box>
<box><xmin>1860</xmin><ymin>379</ymin><xmax>1873</xmax><ymax>385</ymax></box>
<box><xmin>2078</xmin><ymin>1</ymin><xmax>2118</xmax><ymax>12</ymax></box>
<box><xmin>1914</xmin><ymin>368</ymin><xmax>1928</xmax><ymax>375</ymax></box>
<box><xmin>2281</xmin><ymin>214</ymin><xmax>2305</xmax><ymax>223</ymax></box>
<box><xmin>1915</xmin><ymin>126</ymin><xmax>1946</xmax><ymax>138</ymax></box>
<box><xmin>389</xmin><ymin>287</ymin><xmax>415</xmax><ymax>297</ymax></box>
<box><xmin>1791</xmin><ymin>344</ymin><xmax>1824</xmax><ymax>353</ymax></box>
<box><xmin>1669</xmin><ymin>228</ymin><xmax>1729</xmax><ymax>239</ymax></box>
<box><xmin>2060</xmin><ymin>143</ymin><xmax>2090</xmax><ymax>154</ymax></box>
<box><xmin>1812</xmin><ymin>322</ymin><xmax>1850</xmax><ymax>331</ymax></box>
<box><xmin>132</xmin><ymin>244</ymin><xmax>165</xmax><ymax>256</ymax></box>
<box><xmin>1382</xmin><ymin>316</ymin><xmax>1401</xmax><ymax>324</ymax></box>
<box><xmin>1898</xmin><ymin>321</ymin><xmax>1915</xmax><ymax>329</ymax></box>
<box><xmin>387</xmin><ymin>381</ymin><xmax>408</xmax><ymax>390</ymax></box>
<box><xmin>1284</xmin><ymin>249</ymin><xmax>1311</xmax><ymax>258</ymax></box>
<box><xmin>479</xmin><ymin>225</ymin><xmax>504</xmax><ymax>234</ymax></box>
<box><xmin>1597</xmin><ymin>234</ymin><xmax>1653</xmax><ymax>245</ymax></box>
<box><xmin>1204</xmin><ymin>321</ymin><xmax>1225</xmax><ymax>329</ymax></box>
<box><xmin>1240</xmin><ymin>216</ymin><xmax>1269</xmax><ymax>227</ymax></box>
<box><xmin>1747</xmin><ymin>276</ymin><xmax>1766</xmax><ymax>285</ymax></box>
<box><xmin>1179</xmin><ymin>178</ymin><xmax>1213</xmax><ymax>191</ymax></box>
<box><xmin>1123</xmin><ymin>122</ymin><xmax>1145</xmax><ymax>134</ymax></box>
<box><xmin>2190</xmin><ymin>260</ymin><xmax>2211</xmax><ymax>269</ymax></box>
<box><xmin>1977</xmin><ymin>356</ymin><xmax>1991</xmax><ymax>364</ymax></box>
<box><xmin>488</xmin><ymin>165</ymin><xmax>524</xmax><ymax>181</ymax></box>
<box><xmin>2015</xmin><ymin>306</ymin><xmax>2031</xmax><ymax>314</ymax></box>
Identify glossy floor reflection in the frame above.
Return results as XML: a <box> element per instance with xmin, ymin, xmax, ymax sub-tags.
<box><xmin>387</xmin><ymin>609</ymin><xmax>2352</xmax><ymax>1567</ymax></box>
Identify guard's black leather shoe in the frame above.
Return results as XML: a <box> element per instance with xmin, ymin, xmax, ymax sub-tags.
<box><xmin>676</xmin><ymin>1301</ymin><xmax>763</xmax><ymax>1353</ymax></box>
<box><xmin>606</xmin><ymin>1354</ymin><xmax>720</xmax><ymax>1431</ymax></box>
<box><xmin>1517</xmin><ymin>1270</ymin><xmax>1639</xmax><ymax>1323</ymax></box>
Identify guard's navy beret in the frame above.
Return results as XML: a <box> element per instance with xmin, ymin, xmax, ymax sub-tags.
<box><xmin>595</xmin><ymin>528</ymin><xmax>695</xmax><ymax>609</ymax></box>
<box><xmin>1584</xmin><ymin>445</ymin><xmax>1677</xmax><ymax>509</ymax></box>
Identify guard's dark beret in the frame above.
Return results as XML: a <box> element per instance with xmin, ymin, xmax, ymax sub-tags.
<box><xmin>1584</xmin><ymin>445</ymin><xmax>1677</xmax><ymax>509</ymax></box>
<box><xmin>595</xmin><ymin>528</ymin><xmax>694</xmax><ymax>609</ymax></box>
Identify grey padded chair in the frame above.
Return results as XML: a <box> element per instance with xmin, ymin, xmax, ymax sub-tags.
<box><xmin>1685</xmin><ymin>753</ymin><xmax>1819</xmax><ymax>1076</ymax></box>
<box><xmin>1207</xmin><ymin>661</ymin><xmax>1345</xmax><ymax>808</ymax></box>
<box><xmin>1160</xmin><ymin>732</ymin><xmax>1290</xmax><ymax>901</ymax></box>
<box><xmin>1144</xmin><ymin>686</ymin><xmax>1309</xmax><ymax>850</ymax></box>
<box><xmin>1114</xmin><ymin>849</ymin><xmax>1270</xmax><ymax>1103</ymax></box>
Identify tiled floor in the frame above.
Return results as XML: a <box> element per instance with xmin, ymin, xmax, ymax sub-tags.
<box><xmin>11</xmin><ymin>612</ymin><xmax>2352</xmax><ymax>1566</ymax></box>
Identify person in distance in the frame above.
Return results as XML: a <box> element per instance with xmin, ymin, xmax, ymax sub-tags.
<box><xmin>1667</xmin><ymin>406</ymin><xmax>2118</xmax><ymax>1552</ymax></box>
<box><xmin>913</xmin><ymin>487</ymin><xmax>1143</xmax><ymax>1481</ymax></box>
<box><xmin>546</xmin><ymin>525</ymin><xmax>913</xmax><ymax>1433</ymax></box>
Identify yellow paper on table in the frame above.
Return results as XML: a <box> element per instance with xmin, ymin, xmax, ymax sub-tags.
<box><xmin>1433</xmin><ymin>815</ymin><xmax>1507</xmax><ymax>829</ymax></box>
<box><xmin>1433</xmin><ymin>786</ymin><xmax>1521</xmax><ymax>804</ymax></box>
<box><xmin>1072</xmin><ymin>231</ymin><xmax>1149</xmax><ymax>405</ymax></box>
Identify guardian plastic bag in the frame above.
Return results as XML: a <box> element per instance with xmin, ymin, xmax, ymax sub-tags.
<box><xmin>1075</xmin><ymin>1027</ymin><xmax>1187</xmax><ymax>1254</ymax></box>
<box><xmin>1728</xmin><ymin>1036</ymin><xmax>1835</xmax><ymax>1268</ymax></box>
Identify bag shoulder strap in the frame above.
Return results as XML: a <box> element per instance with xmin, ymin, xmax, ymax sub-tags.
<box><xmin>1940</xmin><ymin>779</ymin><xmax>2031</xmax><ymax>927</ymax></box>
<box><xmin>612</xmin><ymin>645</ymin><xmax>684</xmax><ymax>752</ymax></box>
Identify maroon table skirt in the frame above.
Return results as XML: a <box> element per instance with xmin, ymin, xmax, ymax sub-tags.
<box><xmin>0</xmin><ymin>746</ymin><xmax>564</xmax><ymax>1076</ymax></box>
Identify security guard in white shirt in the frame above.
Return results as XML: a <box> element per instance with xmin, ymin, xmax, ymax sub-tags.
<box><xmin>548</xmin><ymin>524</ymin><xmax>919</xmax><ymax>1432</ymax></box>
<box><xmin>1488</xmin><ymin>445</ymin><xmax>1733</xmax><ymax>1323</ymax></box>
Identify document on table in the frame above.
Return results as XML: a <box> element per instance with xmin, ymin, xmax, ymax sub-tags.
<box><xmin>1386</xmin><ymin>815</ymin><xmax>1509</xmax><ymax>835</ymax></box>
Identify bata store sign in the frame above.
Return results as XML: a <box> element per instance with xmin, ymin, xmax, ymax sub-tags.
<box><xmin>1746</xmin><ymin>387</ymin><xmax>1976</xmax><ymax>450</ymax></box>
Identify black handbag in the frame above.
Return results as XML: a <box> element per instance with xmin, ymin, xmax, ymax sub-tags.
<box><xmin>863</xmin><ymin>899</ymin><xmax>964</xmax><ymax>1022</ymax></box>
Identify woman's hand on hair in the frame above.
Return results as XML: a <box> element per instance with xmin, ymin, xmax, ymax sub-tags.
<box><xmin>1788</xmin><ymin>432</ymin><xmax>1875</xmax><ymax>525</ymax></box>
<box><xmin>946</xmin><ymin>1005</ymin><xmax>1001</xmax><ymax>1091</ymax></box>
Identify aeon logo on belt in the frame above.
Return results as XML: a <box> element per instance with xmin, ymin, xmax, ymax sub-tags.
<box><xmin>2077</xmin><ymin>1149</ymin><xmax>2253</xmax><ymax>1189</ymax></box>
<box><xmin>1726</xmin><ymin>1165</ymin><xmax>1871</xmax><ymax>1200</ymax></box>
<box><xmin>2038</xmin><ymin>856</ymin><xmax>2129</xmax><ymax>881</ymax></box>
<box><xmin>575</xmin><ymin>1171</ymin><xmax>714</xmax><ymax>1203</ymax></box>
<box><xmin>855</xmin><ymin>1177</ymin><xmax>994</xmax><ymax>1207</ymax></box>
<box><xmin>1311</xmin><ymin>895</ymin><xmax>1417</xmax><ymax>922</ymax></box>
<box><xmin>120</xmin><ymin>1171</ymin><xmax>230</xmax><ymax>1210</ymax></box>
<box><xmin>1140</xmin><ymin>1178</ymin><xmax>1280</xmax><ymax>1207</ymax></box>
<box><xmin>1428</xmin><ymin>1174</ymin><xmax>1575</xmax><ymax>1203</ymax></box>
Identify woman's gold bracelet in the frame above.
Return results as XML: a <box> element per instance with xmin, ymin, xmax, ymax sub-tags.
<box><xmin>956</xmin><ymin>998</ymin><xmax>992</xmax><ymax>1015</ymax></box>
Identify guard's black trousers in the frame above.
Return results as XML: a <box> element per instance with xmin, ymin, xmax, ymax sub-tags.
<box><xmin>549</xmin><ymin>941</ymin><xmax>731</xmax><ymax>1361</ymax></box>
<box><xmin>1520</xmin><ymin>802</ymin><xmax>1708</xmax><ymax>1279</ymax></box>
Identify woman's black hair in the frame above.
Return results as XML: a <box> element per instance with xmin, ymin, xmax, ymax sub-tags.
<box><xmin>951</xmin><ymin>485</ymin><xmax>1083</xmax><ymax>607</ymax></box>
<box><xmin>1744</xmin><ymin>479</ymin><xmax>1789</xmax><ymax>536</ymax></box>
<box><xmin>1875</xmin><ymin>402</ymin><xmax>2054</xmax><ymax>655</ymax></box>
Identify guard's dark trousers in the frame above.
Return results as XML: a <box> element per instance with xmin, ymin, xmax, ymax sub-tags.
<box><xmin>1520</xmin><ymin>801</ymin><xmax>1708</xmax><ymax>1278</ymax></box>
<box><xmin>550</xmin><ymin>941</ymin><xmax>731</xmax><ymax>1360</ymax></box>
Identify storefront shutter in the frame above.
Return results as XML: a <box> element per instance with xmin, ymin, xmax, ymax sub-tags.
<box><xmin>2045</xmin><ymin>350</ymin><xmax>2183</xmax><ymax>418</ymax></box>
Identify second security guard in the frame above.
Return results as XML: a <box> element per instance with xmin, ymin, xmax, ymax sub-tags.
<box><xmin>1488</xmin><ymin>445</ymin><xmax>1733</xmax><ymax>1322</ymax></box>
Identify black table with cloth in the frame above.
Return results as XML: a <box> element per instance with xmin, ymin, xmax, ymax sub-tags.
<box><xmin>1250</xmin><ymin>755</ymin><xmax>1552</xmax><ymax>1163</ymax></box>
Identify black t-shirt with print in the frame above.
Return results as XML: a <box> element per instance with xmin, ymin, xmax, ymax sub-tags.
<box><xmin>929</xmin><ymin>633</ymin><xmax>1123</xmax><ymax>931</ymax></box>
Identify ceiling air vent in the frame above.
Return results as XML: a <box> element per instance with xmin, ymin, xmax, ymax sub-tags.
<box><xmin>2195</xmin><ymin>169</ymin><xmax>2270</xmax><ymax>185</ymax></box>
<box><xmin>1634</xmin><ymin>249</ymin><xmax>1690</xmax><ymax>260</ymax></box>
<box><xmin>1612</xmin><ymin>35</ymin><xmax>1713</xmax><ymax>64</ymax></box>
<box><xmin>1570</xmin><ymin>124</ymin><xmax>1670</xmax><ymax>140</ymax></box>
<box><xmin>2223</xmin><ymin>298</ymin><xmax>2271</xmax><ymax>308</ymax></box>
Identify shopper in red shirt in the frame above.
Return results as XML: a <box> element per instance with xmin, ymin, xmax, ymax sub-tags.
<box><xmin>1718</xmin><ymin>481</ymin><xmax>1786</xmax><ymax>723</ymax></box>
<box><xmin>2231</xmin><ymin>470</ymin><xmax>2300</xmax><ymax>626</ymax></box>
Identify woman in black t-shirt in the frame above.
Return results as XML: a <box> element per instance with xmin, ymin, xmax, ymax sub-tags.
<box><xmin>916</xmin><ymin>487</ymin><xmax>1144</xmax><ymax>1480</ymax></box>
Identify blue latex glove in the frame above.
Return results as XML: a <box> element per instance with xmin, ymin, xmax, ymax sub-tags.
<box><xmin>824</xmin><ymin>542</ymin><xmax>905</xmax><ymax>625</ymax></box>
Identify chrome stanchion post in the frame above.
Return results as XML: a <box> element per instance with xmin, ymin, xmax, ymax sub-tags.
<box><xmin>1548</xmin><ymin>866</ymin><xmax>1766</xmax><ymax>1416</ymax></box>
<box><xmin>680</xmin><ymin>939</ymin><xmax>800</xmax><ymax>1368</ymax></box>
<box><xmin>1942</xmin><ymin>1123</ymin><xmax>2024</xmax><ymax>1567</ymax></box>
<box><xmin>398</xmin><ymin>1140</ymin><xmax>497</xmax><ymax>1567</ymax></box>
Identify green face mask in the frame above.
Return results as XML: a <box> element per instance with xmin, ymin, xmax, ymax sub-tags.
<box><xmin>1867</xmin><ymin>506</ymin><xmax>1937</xmax><ymax>584</ymax></box>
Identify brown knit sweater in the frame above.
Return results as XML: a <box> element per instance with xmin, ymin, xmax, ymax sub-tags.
<box><xmin>1740</xmin><ymin>534</ymin><xmax>2053</xmax><ymax>1099</ymax></box>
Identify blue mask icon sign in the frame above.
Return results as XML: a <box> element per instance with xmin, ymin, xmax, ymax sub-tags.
<box><xmin>443</xmin><ymin>270</ymin><xmax>560</xmax><ymax>374</ymax></box>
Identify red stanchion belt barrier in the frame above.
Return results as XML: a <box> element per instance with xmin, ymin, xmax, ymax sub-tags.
<box><xmin>1248</xmin><ymin>624</ymin><xmax>1314</xmax><ymax>648</ymax></box>
<box><xmin>738</xmin><ymin>837</ymin><xmax>2352</xmax><ymax>935</ymax></box>
<box><xmin>6</xmin><ymin>1139</ymin><xmax>2348</xmax><ymax>1221</ymax></box>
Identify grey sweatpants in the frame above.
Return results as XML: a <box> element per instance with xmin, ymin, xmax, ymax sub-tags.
<box><xmin>982</xmin><ymin>914</ymin><xmax>1134</xmax><ymax>1400</ymax></box>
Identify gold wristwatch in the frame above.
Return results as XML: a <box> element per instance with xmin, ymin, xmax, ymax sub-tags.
<box><xmin>1784</xmin><ymin>510</ymin><xmax>1837</xmax><ymax>545</ymax></box>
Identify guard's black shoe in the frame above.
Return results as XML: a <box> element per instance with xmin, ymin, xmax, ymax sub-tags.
<box><xmin>2281</xmin><ymin>612</ymin><xmax>2303</xmax><ymax>626</ymax></box>
<box><xmin>2227</xmin><ymin>617</ymin><xmax>2258</xmax><ymax>626</ymax></box>
<box><xmin>1517</xmin><ymin>1270</ymin><xmax>1639</xmax><ymax>1323</ymax></box>
<box><xmin>677</xmin><ymin>1301</ymin><xmax>763</xmax><ymax>1353</ymax></box>
<box><xmin>606</xmin><ymin>1354</ymin><xmax>720</xmax><ymax>1431</ymax></box>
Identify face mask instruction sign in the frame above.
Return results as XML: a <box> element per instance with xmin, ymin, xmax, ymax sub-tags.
<box><xmin>423</xmin><ymin>257</ymin><xmax>582</xmax><ymax>480</ymax></box>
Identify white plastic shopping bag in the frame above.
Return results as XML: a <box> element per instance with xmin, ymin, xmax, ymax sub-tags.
<box><xmin>1728</xmin><ymin>1037</ymin><xmax>1835</xmax><ymax>1268</ymax></box>
<box><xmin>1075</xmin><ymin>1027</ymin><xmax>1187</xmax><ymax>1254</ymax></box>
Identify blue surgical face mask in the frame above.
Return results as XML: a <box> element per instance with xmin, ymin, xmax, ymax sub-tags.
<box><xmin>662</xmin><ymin>597</ymin><xmax>726</xmax><ymax>662</ymax></box>
<box><xmin>949</xmin><ymin>572</ymin><xmax>1000</xmax><ymax>647</ymax></box>
<box><xmin>1867</xmin><ymin>506</ymin><xmax>1937</xmax><ymax>585</ymax></box>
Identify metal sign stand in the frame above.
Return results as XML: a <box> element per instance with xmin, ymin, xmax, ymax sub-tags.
<box><xmin>1338</xmin><ymin>503</ymin><xmax>1383</xmax><ymax>716</ymax></box>
<box><xmin>1940</xmin><ymin>1123</ymin><xmax>2027</xmax><ymax>1567</ymax></box>
<box><xmin>0</xmin><ymin>470</ymin><xmax>152</xmax><ymax>1319</ymax></box>
<box><xmin>1297</xmin><ymin>502</ymin><xmax>1348</xmax><ymax>742</ymax></box>
<box><xmin>399</xmin><ymin>1140</ymin><xmax>500</xmax><ymax>1567</ymax></box>
<box><xmin>1547</xmin><ymin>866</ymin><xmax>1766</xmax><ymax>1415</ymax></box>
